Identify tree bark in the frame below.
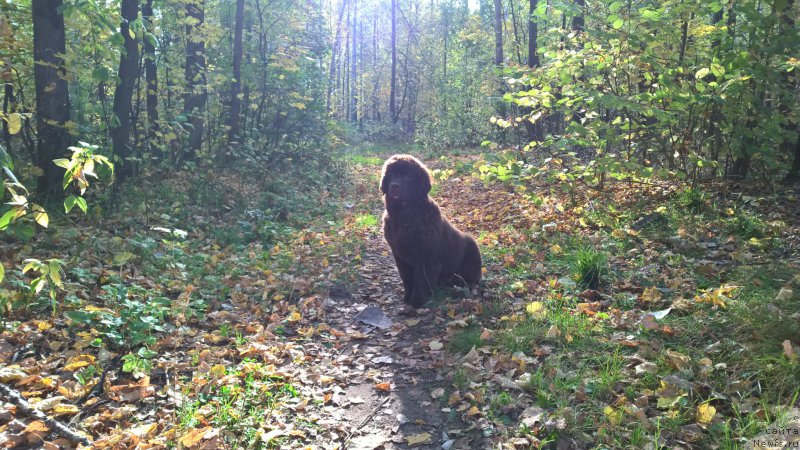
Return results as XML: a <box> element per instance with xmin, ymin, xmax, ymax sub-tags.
<box><xmin>111</xmin><ymin>0</ymin><xmax>139</xmax><ymax>180</ymax></box>
<box><xmin>227</xmin><ymin>0</ymin><xmax>245</xmax><ymax>146</ymax></box>
<box><xmin>508</xmin><ymin>0</ymin><xmax>521</xmax><ymax>64</ymax></box>
<box><xmin>327</xmin><ymin>0</ymin><xmax>348</xmax><ymax>114</ymax></box>
<box><xmin>350</xmin><ymin>0</ymin><xmax>358</xmax><ymax>122</ymax></box>
<box><xmin>493</xmin><ymin>0</ymin><xmax>503</xmax><ymax>66</ymax></box>
<box><xmin>143</xmin><ymin>0</ymin><xmax>159</xmax><ymax>150</ymax></box>
<box><xmin>32</xmin><ymin>0</ymin><xmax>71</xmax><ymax>195</ymax></box>
<box><xmin>527</xmin><ymin>0</ymin><xmax>538</xmax><ymax>67</ymax></box>
<box><xmin>390</xmin><ymin>0</ymin><xmax>397</xmax><ymax>122</ymax></box>
<box><xmin>183</xmin><ymin>0</ymin><xmax>207</xmax><ymax>160</ymax></box>
<box><xmin>2</xmin><ymin>83</ymin><xmax>12</xmax><ymax>156</ymax></box>
<box><xmin>571</xmin><ymin>0</ymin><xmax>584</xmax><ymax>32</ymax></box>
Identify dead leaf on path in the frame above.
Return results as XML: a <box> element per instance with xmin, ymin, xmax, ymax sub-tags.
<box><xmin>108</xmin><ymin>379</ymin><xmax>155</xmax><ymax>403</ymax></box>
<box><xmin>405</xmin><ymin>318</ymin><xmax>420</xmax><ymax>326</ymax></box>
<box><xmin>52</xmin><ymin>403</ymin><xmax>80</xmax><ymax>416</ymax></box>
<box><xmin>429</xmin><ymin>340</ymin><xmax>444</xmax><ymax>351</ymax></box>
<box><xmin>23</xmin><ymin>420</ymin><xmax>50</xmax><ymax>441</ymax></box>
<box><xmin>641</xmin><ymin>314</ymin><xmax>659</xmax><ymax>330</ymax></box>
<box><xmin>0</xmin><ymin>366</ymin><xmax>27</xmax><ymax>383</ymax></box>
<box><xmin>406</xmin><ymin>432</ymin><xmax>432</xmax><ymax>446</ymax></box>
<box><xmin>640</xmin><ymin>287</ymin><xmax>662</xmax><ymax>304</ymax></box>
<box><xmin>430</xmin><ymin>387</ymin><xmax>445</xmax><ymax>399</ymax></box>
<box><xmin>179</xmin><ymin>427</ymin><xmax>212</xmax><ymax>448</ymax></box>
<box><xmin>64</xmin><ymin>355</ymin><xmax>95</xmax><ymax>372</ymax></box>
<box><xmin>374</xmin><ymin>382</ymin><xmax>391</xmax><ymax>392</ymax></box>
<box><xmin>665</xmin><ymin>350</ymin><xmax>690</xmax><ymax>370</ymax></box>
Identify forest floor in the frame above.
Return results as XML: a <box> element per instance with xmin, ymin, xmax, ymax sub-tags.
<box><xmin>0</xmin><ymin>145</ymin><xmax>799</xmax><ymax>449</ymax></box>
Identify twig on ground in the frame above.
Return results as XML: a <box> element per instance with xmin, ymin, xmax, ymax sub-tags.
<box><xmin>0</xmin><ymin>382</ymin><xmax>91</xmax><ymax>446</ymax></box>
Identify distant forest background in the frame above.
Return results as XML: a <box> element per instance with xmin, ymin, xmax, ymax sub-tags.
<box><xmin>1</xmin><ymin>0</ymin><xmax>798</xmax><ymax>193</ymax></box>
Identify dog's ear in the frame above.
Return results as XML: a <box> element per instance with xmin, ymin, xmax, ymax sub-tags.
<box><xmin>414</xmin><ymin>160</ymin><xmax>432</xmax><ymax>198</ymax></box>
<box><xmin>380</xmin><ymin>157</ymin><xmax>394</xmax><ymax>194</ymax></box>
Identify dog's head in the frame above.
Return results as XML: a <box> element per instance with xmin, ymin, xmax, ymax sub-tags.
<box><xmin>380</xmin><ymin>154</ymin><xmax>432</xmax><ymax>204</ymax></box>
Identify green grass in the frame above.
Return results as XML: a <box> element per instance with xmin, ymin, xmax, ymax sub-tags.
<box><xmin>449</xmin><ymin>323</ymin><xmax>485</xmax><ymax>353</ymax></box>
<box><xmin>570</xmin><ymin>247</ymin><xmax>609</xmax><ymax>290</ymax></box>
<box><xmin>354</xmin><ymin>213</ymin><xmax>379</xmax><ymax>229</ymax></box>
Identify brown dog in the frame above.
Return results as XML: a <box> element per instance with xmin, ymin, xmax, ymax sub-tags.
<box><xmin>380</xmin><ymin>154</ymin><xmax>482</xmax><ymax>308</ymax></box>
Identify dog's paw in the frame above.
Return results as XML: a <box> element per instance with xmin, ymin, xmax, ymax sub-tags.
<box><xmin>399</xmin><ymin>304</ymin><xmax>418</xmax><ymax>315</ymax></box>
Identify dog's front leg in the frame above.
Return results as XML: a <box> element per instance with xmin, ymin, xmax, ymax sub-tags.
<box><xmin>393</xmin><ymin>256</ymin><xmax>415</xmax><ymax>304</ymax></box>
<box><xmin>408</xmin><ymin>262</ymin><xmax>442</xmax><ymax>308</ymax></box>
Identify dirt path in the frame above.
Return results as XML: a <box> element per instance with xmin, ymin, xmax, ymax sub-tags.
<box><xmin>320</xmin><ymin>205</ymin><xmax>484</xmax><ymax>449</ymax></box>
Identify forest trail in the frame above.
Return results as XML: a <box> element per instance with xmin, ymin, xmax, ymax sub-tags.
<box><xmin>317</xmin><ymin>154</ymin><xmax>486</xmax><ymax>449</ymax></box>
<box><xmin>322</xmin><ymin>217</ymin><xmax>480</xmax><ymax>449</ymax></box>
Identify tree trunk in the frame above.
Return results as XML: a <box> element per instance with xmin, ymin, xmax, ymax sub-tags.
<box><xmin>527</xmin><ymin>0</ymin><xmax>538</xmax><ymax>67</ymax></box>
<box><xmin>390</xmin><ymin>0</ymin><xmax>397</xmax><ymax>122</ymax></box>
<box><xmin>32</xmin><ymin>0</ymin><xmax>71</xmax><ymax>195</ymax></box>
<box><xmin>327</xmin><ymin>0</ymin><xmax>348</xmax><ymax>114</ymax></box>
<box><xmin>572</xmin><ymin>0</ymin><xmax>584</xmax><ymax>32</ymax></box>
<box><xmin>227</xmin><ymin>0</ymin><xmax>245</xmax><ymax>146</ymax></box>
<box><xmin>508</xmin><ymin>0</ymin><xmax>521</xmax><ymax>64</ymax></box>
<box><xmin>2</xmin><ymin>83</ymin><xmax>12</xmax><ymax>156</ymax></box>
<box><xmin>493</xmin><ymin>0</ymin><xmax>503</xmax><ymax>66</ymax></box>
<box><xmin>350</xmin><ymin>0</ymin><xmax>358</xmax><ymax>122</ymax></box>
<box><xmin>183</xmin><ymin>0</ymin><xmax>206</xmax><ymax>161</ymax></box>
<box><xmin>781</xmin><ymin>0</ymin><xmax>799</xmax><ymax>182</ymax></box>
<box><xmin>111</xmin><ymin>0</ymin><xmax>139</xmax><ymax>181</ymax></box>
<box><xmin>143</xmin><ymin>0</ymin><xmax>159</xmax><ymax>152</ymax></box>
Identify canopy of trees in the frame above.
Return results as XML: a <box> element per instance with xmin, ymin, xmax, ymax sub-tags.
<box><xmin>0</xmin><ymin>0</ymin><xmax>794</xmax><ymax>186</ymax></box>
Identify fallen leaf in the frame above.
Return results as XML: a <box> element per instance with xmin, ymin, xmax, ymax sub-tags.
<box><xmin>525</xmin><ymin>301</ymin><xmax>546</xmax><ymax>318</ymax></box>
<box><xmin>405</xmin><ymin>318</ymin><xmax>420</xmax><ymax>326</ymax></box>
<box><xmin>406</xmin><ymin>433</ymin><xmax>432</xmax><ymax>445</ymax></box>
<box><xmin>179</xmin><ymin>427</ymin><xmax>212</xmax><ymax>448</ymax></box>
<box><xmin>783</xmin><ymin>340</ymin><xmax>797</xmax><ymax>361</ymax></box>
<box><xmin>696</xmin><ymin>402</ymin><xmax>716</xmax><ymax>424</ymax></box>
<box><xmin>429</xmin><ymin>340</ymin><xmax>444</xmax><ymax>351</ymax></box>
<box><xmin>665</xmin><ymin>350</ymin><xmax>690</xmax><ymax>370</ymax></box>
<box><xmin>604</xmin><ymin>406</ymin><xmax>623</xmax><ymax>425</ymax></box>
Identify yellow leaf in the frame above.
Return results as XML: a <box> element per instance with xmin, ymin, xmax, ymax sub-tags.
<box><xmin>52</xmin><ymin>403</ymin><xmax>80</xmax><ymax>416</ymax></box>
<box><xmin>36</xmin><ymin>320</ymin><xmax>52</xmax><ymax>331</ymax></box>
<box><xmin>696</xmin><ymin>403</ymin><xmax>716</xmax><ymax>424</ymax></box>
<box><xmin>180</xmin><ymin>427</ymin><xmax>212</xmax><ymax>448</ymax></box>
<box><xmin>7</xmin><ymin>112</ymin><xmax>21</xmax><ymax>135</ymax></box>
<box><xmin>466</xmin><ymin>405</ymin><xmax>481</xmax><ymax>416</ymax></box>
<box><xmin>209</xmin><ymin>364</ymin><xmax>226</xmax><ymax>378</ymax></box>
<box><xmin>640</xmin><ymin>287</ymin><xmax>662</xmax><ymax>303</ymax></box>
<box><xmin>405</xmin><ymin>318</ymin><xmax>420</xmax><ymax>327</ymax></box>
<box><xmin>319</xmin><ymin>375</ymin><xmax>335</xmax><ymax>384</ymax></box>
<box><xmin>525</xmin><ymin>301</ymin><xmax>546</xmax><ymax>318</ymax></box>
<box><xmin>611</xmin><ymin>229</ymin><xmax>626</xmax><ymax>239</ymax></box>
<box><xmin>550</xmin><ymin>244</ymin><xmax>563</xmax><ymax>255</ymax></box>
<box><xmin>406</xmin><ymin>433</ymin><xmax>432</xmax><ymax>445</ymax></box>
<box><xmin>64</xmin><ymin>354</ymin><xmax>96</xmax><ymax>372</ymax></box>
<box><xmin>429</xmin><ymin>340</ymin><xmax>444</xmax><ymax>351</ymax></box>
<box><xmin>287</xmin><ymin>311</ymin><xmax>301</xmax><ymax>322</ymax></box>
<box><xmin>31</xmin><ymin>204</ymin><xmax>48</xmax><ymax>228</ymax></box>
<box><xmin>604</xmin><ymin>406</ymin><xmax>623</xmax><ymax>425</ymax></box>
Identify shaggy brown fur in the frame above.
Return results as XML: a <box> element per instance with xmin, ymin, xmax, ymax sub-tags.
<box><xmin>380</xmin><ymin>154</ymin><xmax>482</xmax><ymax>308</ymax></box>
